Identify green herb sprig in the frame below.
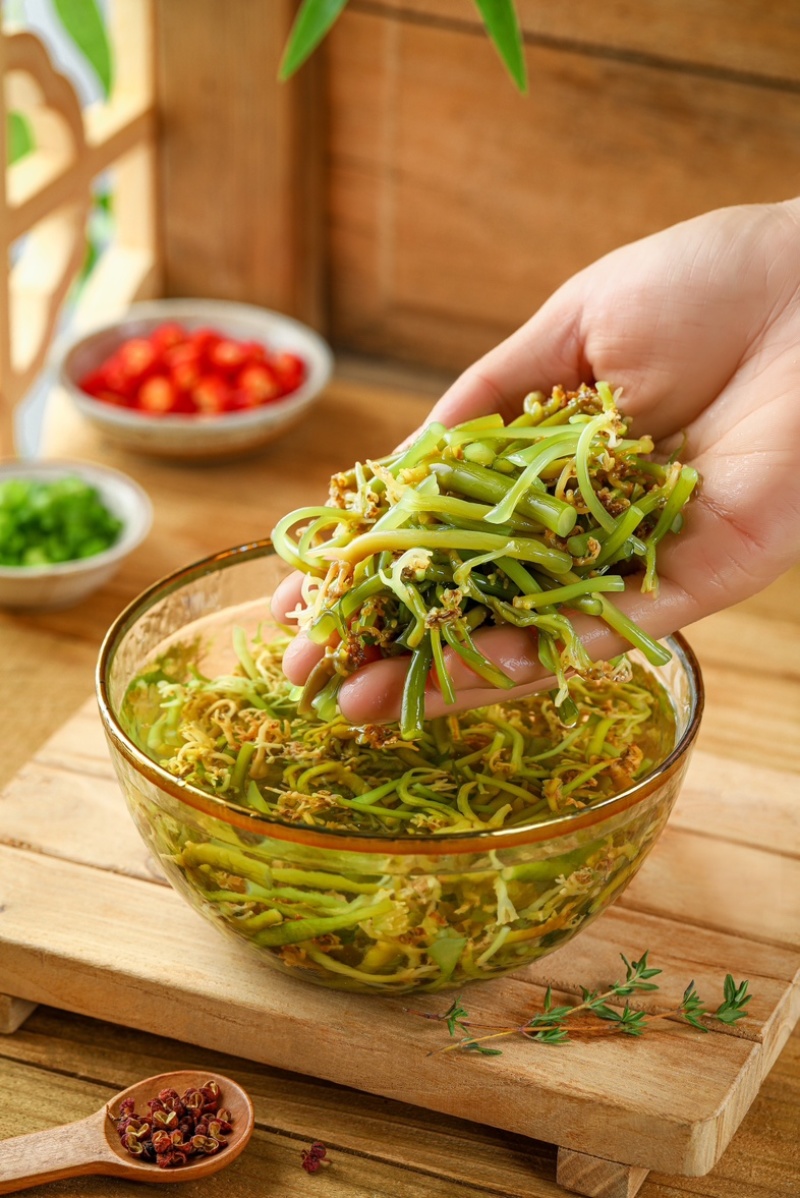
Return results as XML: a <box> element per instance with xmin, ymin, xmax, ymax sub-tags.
<box><xmin>411</xmin><ymin>953</ymin><xmax>752</xmax><ymax>1055</ymax></box>
<box><xmin>279</xmin><ymin>0</ymin><xmax>528</xmax><ymax>94</ymax></box>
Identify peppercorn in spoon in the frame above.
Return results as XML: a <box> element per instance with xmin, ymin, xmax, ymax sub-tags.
<box><xmin>0</xmin><ymin>1070</ymin><xmax>255</xmax><ymax>1192</ymax></box>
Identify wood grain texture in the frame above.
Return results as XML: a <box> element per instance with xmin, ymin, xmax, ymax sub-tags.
<box><xmin>0</xmin><ymin>370</ymin><xmax>798</xmax><ymax>1196</ymax></box>
<box><xmin>324</xmin><ymin>8</ymin><xmax>800</xmax><ymax>374</ymax></box>
<box><xmin>0</xmin><ymin>710</ymin><xmax>798</xmax><ymax>1178</ymax></box>
<box><xmin>557</xmin><ymin>1148</ymin><xmax>649</xmax><ymax>1198</ymax></box>
<box><xmin>153</xmin><ymin>0</ymin><xmax>324</xmax><ymax>328</ymax></box>
<box><xmin>1</xmin><ymin>1006</ymin><xmax>798</xmax><ymax>1198</ymax></box>
<box><xmin>368</xmin><ymin>1</ymin><xmax>800</xmax><ymax>82</ymax></box>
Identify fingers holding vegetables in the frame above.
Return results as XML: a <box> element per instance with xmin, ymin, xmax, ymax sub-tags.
<box><xmin>333</xmin><ymin>599</ymin><xmax>654</xmax><ymax>725</ymax></box>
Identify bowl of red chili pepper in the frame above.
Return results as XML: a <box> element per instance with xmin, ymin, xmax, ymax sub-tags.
<box><xmin>56</xmin><ymin>299</ymin><xmax>334</xmax><ymax>461</ymax></box>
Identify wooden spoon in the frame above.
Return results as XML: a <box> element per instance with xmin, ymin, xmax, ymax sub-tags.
<box><xmin>0</xmin><ymin>1070</ymin><xmax>255</xmax><ymax>1193</ymax></box>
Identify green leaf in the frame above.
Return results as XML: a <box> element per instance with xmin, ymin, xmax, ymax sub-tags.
<box><xmin>472</xmin><ymin>0</ymin><xmax>527</xmax><ymax>94</ymax></box>
<box><xmin>463</xmin><ymin>1040</ymin><xmax>503</xmax><ymax>1056</ymax></box>
<box><xmin>7</xmin><ymin>111</ymin><xmax>34</xmax><ymax>164</ymax></box>
<box><xmin>530</xmin><ymin>1027</ymin><xmax>569</xmax><ymax>1045</ymax></box>
<box><xmin>52</xmin><ymin>0</ymin><xmax>113</xmax><ymax>98</ymax></box>
<box><xmin>442</xmin><ymin>996</ymin><xmax>469</xmax><ymax>1037</ymax></box>
<box><xmin>279</xmin><ymin>0</ymin><xmax>349</xmax><ymax>81</ymax></box>
<box><xmin>591</xmin><ymin>1003</ymin><xmax>621</xmax><ymax>1021</ymax></box>
<box><xmin>529</xmin><ymin>1006</ymin><xmax>572</xmax><ymax>1024</ymax></box>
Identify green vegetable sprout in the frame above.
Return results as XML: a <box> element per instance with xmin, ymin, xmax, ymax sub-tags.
<box><xmin>272</xmin><ymin>382</ymin><xmax>698</xmax><ymax>738</ymax></box>
<box><xmin>413</xmin><ymin>952</ymin><xmax>752</xmax><ymax>1054</ymax></box>
<box><xmin>0</xmin><ymin>475</ymin><xmax>122</xmax><ymax>567</ymax></box>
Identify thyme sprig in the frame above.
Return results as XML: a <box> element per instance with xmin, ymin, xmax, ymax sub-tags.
<box><xmin>411</xmin><ymin>953</ymin><xmax>751</xmax><ymax>1055</ymax></box>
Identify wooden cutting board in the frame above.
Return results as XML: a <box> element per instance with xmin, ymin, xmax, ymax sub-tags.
<box><xmin>1</xmin><ymin>699</ymin><xmax>798</xmax><ymax>1198</ymax></box>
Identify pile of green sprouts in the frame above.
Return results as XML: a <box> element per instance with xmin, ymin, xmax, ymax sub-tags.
<box><xmin>272</xmin><ymin>383</ymin><xmax>697</xmax><ymax>739</ymax></box>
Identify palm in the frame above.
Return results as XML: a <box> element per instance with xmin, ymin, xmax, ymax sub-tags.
<box><xmin>276</xmin><ymin>200</ymin><xmax>800</xmax><ymax>723</ymax></box>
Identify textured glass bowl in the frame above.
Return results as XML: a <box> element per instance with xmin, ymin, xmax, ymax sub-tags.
<box><xmin>97</xmin><ymin>540</ymin><xmax>703</xmax><ymax>994</ymax></box>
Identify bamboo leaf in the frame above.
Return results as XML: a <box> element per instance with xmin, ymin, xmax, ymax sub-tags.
<box><xmin>51</xmin><ymin>0</ymin><xmax>113</xmax><ymax>98</ymax></box>
<box><xmin>473</xmin><ymin>0</ymin><xmax>527</xmax><ymax>93</ymax></box>
<box><xmin>279</xmin><ymin>0</ymin><xmax>349</xmax><ymax>81</ymax></box>
<box><xmin>7</xmin><ymin>111</ymin><xmax>35</xmax><ymax>164</ymax></box>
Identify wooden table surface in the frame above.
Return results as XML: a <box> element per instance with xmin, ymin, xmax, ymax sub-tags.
<box><xmin>1</xmin><ymin>371</ymin><xmax>798</xmax><ymax>1198</ymax></box>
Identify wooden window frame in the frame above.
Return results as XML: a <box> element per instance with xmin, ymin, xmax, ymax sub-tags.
<box><xmin>0</xmin><ymin>0</ymin><xmax>160</xmax><ymax>456</ymax></box>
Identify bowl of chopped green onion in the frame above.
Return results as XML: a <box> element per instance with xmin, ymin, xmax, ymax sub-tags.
<box><xmin>0</xmin><ymin>459</ymin><xmax>153</xmax><ymax>611</ymax></box>
<box><xmin>98</xmin><ymin>538</ymin><xmax>703</xmax><ymax>995</ymax></box>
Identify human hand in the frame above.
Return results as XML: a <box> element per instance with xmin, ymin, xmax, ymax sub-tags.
<box><xmin>274</xmin><ymin>198</ymin><xmax>800</xmax><ymax>723</ymax></box>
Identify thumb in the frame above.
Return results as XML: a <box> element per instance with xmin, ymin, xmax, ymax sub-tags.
<box><xmin>428</xmin><ymin>285</ymin><xmax>588</xmax><ymax>428</ymax></box>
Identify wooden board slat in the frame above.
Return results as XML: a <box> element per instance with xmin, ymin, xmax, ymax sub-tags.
<box><xmin>0</xmin><ymin>1057</ymin><xmax>494</xmax><ymax>1198</ymax></box>
<box><xmin>0</xmin><ymin>702</ymin><xmax>798</xmax><ymax>1181</ymax></box>
<box><xmin>557</xmin><ymin>1148</ymin><xmax>649</xmax><ymax>1198</ymax></box>
<box><xmin>667</xmin><ymin>750</ymin><xmax>800</xmax><ymax>858</ymax></box>
<box><xmin>4</xmin><ymin>1006</ymin><xmax>799</xmax><ymax>1198</ymax></box>
<box><xmin>0</xmin><ymin>996</ymin><xmax>36</xmax><ymax>1035</ymax></box>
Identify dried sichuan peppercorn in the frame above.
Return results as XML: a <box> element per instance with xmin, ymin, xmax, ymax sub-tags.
<box><xmin>301</xmin><ymin>1141</ymin><xmax>330</xmax><ymax>1173</ymax></box>
<box><xmin>112</xmin><ymin>1080</ymin><xmax>234</xmax><ymax>1168</ymax></box>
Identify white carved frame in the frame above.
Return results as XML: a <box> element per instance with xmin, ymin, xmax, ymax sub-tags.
<box><xmin>0</xmin><ymin>0</ymin><xmax>159</xmax><ymax>455</ymax></box>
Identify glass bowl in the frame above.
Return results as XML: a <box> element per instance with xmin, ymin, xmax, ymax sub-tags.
<box><xmin>97</xmin><ymin>540</ymin><xmax>703</xmax><ymax>994</ymax></box>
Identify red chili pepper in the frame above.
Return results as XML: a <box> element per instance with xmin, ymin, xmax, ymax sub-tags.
<box><xmin>237</xmin><ymin>364</ymin><xmax>281</xmax><ymax>405</ymax></box>
<box><xmin>191</xmin><ymin>375</ymin><xmax>230</xmax><ymax>414</ymax></box>
<box><xmin>272</xmin><ymin>351</ymin><xmax>306</xmax><ymax>394</ymax></box>
<box><xmin>78</xmin><ymin>322</ymin><xmax>308</xmax><ymax>417</ymax></box>
<box><xmin>209</xmin><ymin>339</ymin><xmax>249</xmax><ymax>373</ymax></box>
<box><xmin>138</xmin><ymin>376</ymin><xmax>179</xmax><ymax>414</ymax></box>
<box><xmin>149</xmin><ymin>322</ymin><xmax>187</xmax><ymax>352</ymax></box>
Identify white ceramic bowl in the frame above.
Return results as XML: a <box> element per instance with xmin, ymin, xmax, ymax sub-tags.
<box><xmin>0</xmin><ymin>459</ymin><xmax>153</xmax><ymax>611</ymax></box>
<box><xmin>55</xmin><ymin>299</ymin><xmax>334</xmax><ymax>461</ymax></box>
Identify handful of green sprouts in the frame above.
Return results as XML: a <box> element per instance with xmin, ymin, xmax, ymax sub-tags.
<box><xmin>272</xmin><ymin>382</ymin><xmax>698</xmax><ymax>738</ymax></box>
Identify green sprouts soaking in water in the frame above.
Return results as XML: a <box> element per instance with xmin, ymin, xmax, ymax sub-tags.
<box><xmin>120</xmin><ymin>383</ymin><xmax>696</xmax><ymax>992</ymax></box>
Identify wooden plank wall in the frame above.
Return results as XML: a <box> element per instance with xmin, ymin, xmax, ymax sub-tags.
<box><xmin>153</xmin><ymin>0</ymin><xmax>324</xmax><ymax>330</ymax></box>
<box><xmin>324</xmin><ymin>0</ymin><xmax>800</xmax><ymax>374</ymax></box>
<box><xmin>153</xmin><ymin>2</ymin><xmax>800</xmax><ymax>377</ymax></box>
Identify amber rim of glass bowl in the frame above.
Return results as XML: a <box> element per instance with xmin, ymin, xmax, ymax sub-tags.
<box><xmin>97</xmin><ymin>539</ymin><xmax>704</xmax><ymax>857</ymax></box>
